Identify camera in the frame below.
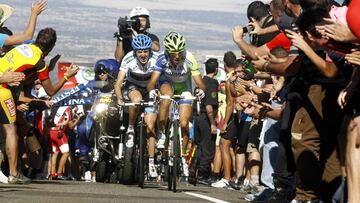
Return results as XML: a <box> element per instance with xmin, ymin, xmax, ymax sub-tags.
<box><xmin>116</xmin><ymin>16</ymin><xmax>139</xmax><ymax>38</ymax></box>
<box><xmin>242</xmin><ymin>26</ymin><xmax>249</xmax><ymax>34</ymax></box>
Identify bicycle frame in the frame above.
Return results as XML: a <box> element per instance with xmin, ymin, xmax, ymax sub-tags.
<box><xmin>156</xmin><ymin>95</ymin><xmax>200</xmax><ymax>192</ymax></box>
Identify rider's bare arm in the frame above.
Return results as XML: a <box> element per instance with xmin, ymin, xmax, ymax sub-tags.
<box><xmin>146</xmin><ymin>71</ymin><xmax>161</xmax><ymax>91</ymax></box>
<box><xmin>115</xmin><ymin>70</ymin><xmax>126</xmax><ymax>100</ymax></box>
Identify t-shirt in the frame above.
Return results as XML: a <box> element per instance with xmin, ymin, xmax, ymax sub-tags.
<box><xmin>0</xmin><ymin>33</ymin><xmax>8</xmax><ymax>48</ymax></box>
<box><xmin>0</xmin><ymin>44</ymin><xmax>49</xmax><ymax>88</ymax></box>
<box><xmin>122</xmin><ymin>32</ymin><xmax>159</xmax><ymax>58</ymax></box>
<box><xmin>251</xmin><ymin>16</ymin><xmax>280</xmax><ymax>47</ymax></box>
<box><xmin>201</xmin><ymin>76</ymin><xmax>219</xmax><ymax>112</ymax></box>
<box><xmin>120</xmin><ymin>51</ymin><xmax>159</xmax><ymax>87</ymax></box>
<box><xmin>265</xmin><ymin>32</ymin><xmax>292</xmax><ymax>52</ymax></box>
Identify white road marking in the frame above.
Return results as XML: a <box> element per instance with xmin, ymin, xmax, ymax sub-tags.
<box><xmin>184</xmin><ymin>191</ymin><xmax>230</xmax><ymax>203</ymax></box>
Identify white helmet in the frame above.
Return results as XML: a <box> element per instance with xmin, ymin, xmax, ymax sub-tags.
<box><xmin>129</xmin><ymin>7</ymin><xmax>149</xmax><ymax>19</ymax></box>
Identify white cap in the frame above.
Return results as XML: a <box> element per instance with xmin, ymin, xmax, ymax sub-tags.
<box><xmin>0</xmin><ymin>4</ymin><xmax>14</xmax><ymax>25</ymax></box>
<box><xmin>129</xmin><ymin>7</ymin><xmax>149</xmax><ymax>18</ymax></box>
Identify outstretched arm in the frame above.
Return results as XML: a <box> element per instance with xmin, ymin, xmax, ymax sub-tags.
<box><xmin>41</xmin><ymin>65</ymin><xmax>79</xmax><ymax>96</ymax></box>
<box><xmin>5</xmin><ymin>0</ymin><xmax>47</xmax><ymax>46</ymax></box>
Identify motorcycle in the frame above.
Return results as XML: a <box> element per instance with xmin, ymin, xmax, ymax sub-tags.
<box><xmin>91</xmin><ymin>81</ymin><xmax>138</xmax><ymax>184</ymax></box>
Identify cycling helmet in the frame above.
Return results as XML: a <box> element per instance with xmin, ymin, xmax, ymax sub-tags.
<box><xmin>94</xmin><ymin>59</ymin><xmax>119</xmax><ymax>80</ymax></box>
<box><xmin>132</xmin><ymin>34</ymin><xmax>152</xmax><ymax>50</ymax></box>
<box><xmin>164</xmin><ymin>32</ymin><xmax>186</xmax><ymax>53</ymax></box>
<box><xmin>129</xmin><ymin>7</ymin><xmax>149</xmax><ymax>18</ymax></box>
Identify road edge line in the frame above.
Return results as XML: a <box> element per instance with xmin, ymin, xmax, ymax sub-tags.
<box><xmin>184</xmin><ymin>191</ymin><xmax>230</xmax><ymax>203</ymax></box>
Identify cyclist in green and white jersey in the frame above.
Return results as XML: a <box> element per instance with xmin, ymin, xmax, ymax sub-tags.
<box><xmin>146</xmin><ymin>32</ymin><xmax>206</xmax><ymax>164</ymax></box>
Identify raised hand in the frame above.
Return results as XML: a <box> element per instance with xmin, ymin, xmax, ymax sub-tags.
<box><xmin>316</xmin><ymin>18</ymin><xmax>358</xmax><ymax>43</ymax></box>
<box><xmin>232</xmin><ymin>25</ymin><xmax>245</xmax><ymax>43</ymax></box>
<box><xmin>285</xmin><ymin>29</ymin><xmax>309</xmax><ymax>51</ymax></box>
<box><xmin>65</xmin><ymin>64</ymin><xmax>80</xmax><ymax>78</ymax></box>
<box><xmin>248</xmin><ymin>17</ymin><xmax>263</xmax><ymax>35</ymax></box>
<box><xmin>32</xmin><ymin>0</ymin><xmax>47</xmax><ymax>16</ymax></box>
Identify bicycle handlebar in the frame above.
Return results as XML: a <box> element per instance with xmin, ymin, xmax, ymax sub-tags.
<box><xmin>117</xmin><ymin>101</ymin><xmax>155</xmax><ymax>107</ymax></box>
<box><xmin>158</xmin><ymin>95</ymin><xmax>198</xmax><ymax>101</ymax></box>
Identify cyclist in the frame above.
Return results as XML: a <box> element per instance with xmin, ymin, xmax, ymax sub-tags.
<box><xmin>115</xmin><ymin>34</ymin><xmax>159</xmax><ymax>178</ymax></box>
<box><xmin>146</xmin><ymin>32</ymin><xmax>206</xmax><ymax>176</ymax></box>
<box><xmin>114</xmin><ymin>7</ymin><xmax>160</xmax><ymax>62</ymax></box>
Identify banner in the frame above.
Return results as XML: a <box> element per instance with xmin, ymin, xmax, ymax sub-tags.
<box><xmin>58</xmin><ymin>62</ymin><xmax>95</xmax><ymax>90</ymax></box>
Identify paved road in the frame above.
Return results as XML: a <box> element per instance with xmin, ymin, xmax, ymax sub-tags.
<box><xmin>0</xmin><ymin>180</ymin><xmax>249</xmax><ymax>203</ymax></box>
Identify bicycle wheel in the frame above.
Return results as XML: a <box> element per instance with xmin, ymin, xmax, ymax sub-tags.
<box><xmin>165</xmin><ymin>122</ymin><xmax>172</xmax><ymax>191</ymax></box>
<box><xmin>138</xmin><ymin>122</ymin><xmax>145</xmax><ymax>188</ymax></box>
<box><xmin>171</xmin><ymin>121</ymin><xmax>180</xmax><ymax>192</ymax></box>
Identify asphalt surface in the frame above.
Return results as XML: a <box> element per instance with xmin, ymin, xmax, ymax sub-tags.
<box><xmin>0</xmin><ymin>180</ymin><xmax>249</xmax><ymax>203</ymax></box>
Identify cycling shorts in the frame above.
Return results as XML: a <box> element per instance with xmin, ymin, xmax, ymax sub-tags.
<box><xmin>158</xmin><ymin>77</ymin><xmax>193</xmax><ymax>105</ymax></box>
<box><xmin>122</xmin><ymin>81</ymin><xmax>156</xmax><ymax>113</ymax></box>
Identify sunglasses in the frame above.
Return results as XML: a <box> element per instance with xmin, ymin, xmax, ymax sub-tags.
<box><xmin>168</xmin><ymin>51</ymin><xmax>184</xmax><ymax>57</ymax></box>
<box><xmin>96</xmin><ymin>70</ymin><xmax>107</xmax><ymax>75</ymax></box>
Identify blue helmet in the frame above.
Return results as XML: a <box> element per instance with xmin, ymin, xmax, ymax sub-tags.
<box><xmin>131</xmin><ymin>34</ymin><xmax>152</xmax><ymax>50</ymax></box>
<box><xmin>94</xmin><ymin>59</ymin><xmax>119</xmax><ymax>80</ymax></box>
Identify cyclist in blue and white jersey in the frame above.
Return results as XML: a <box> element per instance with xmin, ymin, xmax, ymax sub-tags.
<box><xmin>115</xmin><ymin>34</ymin><xmax>159</xmax><ymax>178</ymax></box>
<box><xmin>146</xmin><ymin>32</ymin><xmax>206</xmax><ymax>175</ymax></box>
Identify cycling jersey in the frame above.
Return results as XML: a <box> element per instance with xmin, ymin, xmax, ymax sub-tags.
<box><xmin>0</xmin><ymin>44</ymin><xmax>49</xmax><ymax>87</ymax></box>
<box><xmin>154</xmin><ymin>51</ymin><xmax>200</xmax><ymax>94</ymax></box>
<box><xmin>120</xmin><ymin>51</ymin><xmax>159</xmax><ymax>87</ymax></box>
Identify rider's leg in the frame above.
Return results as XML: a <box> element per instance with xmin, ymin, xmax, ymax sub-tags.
<box><xmin>3</xmin><ymin>123</ymin><xmax>19</xmax><ymax>177</ymax></box>
<box><xmin>145</xmin><ymin>112</ymin><xmax>158</xmax><ymax>178</ymax></box>
<box><xmin>158</xmin><ymin>84</ymin><xmax>173</xmax><ymax>132</ymax></box>
<box><xmin>145</xmin><ymin>113</ymin><xmax>157</xmax><ymax>158</ymax></box>
<box><xmin>128</xmin><ymin>89</ymin><xmax>143</xmax><ymax>129</ymax></box>
<box><xmin>179</xmin><ymin>104</ymin><xmax>192</xmax><ymax>154</ymax></box>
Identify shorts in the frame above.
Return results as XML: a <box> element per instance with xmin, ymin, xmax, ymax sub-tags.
<box><xmin>221</xmin><ymin>114</ymin><xmax>251</xmax><ymax>150</ymax></box>
<box><xmin>122</xmin><ymin>81</ymin><xmax>155</xmax><ymax>113</ymax></box>
<box><xmin>50</xmin><ymin>128</ymin><xmax>69</xmax><ymax>153</ymax></box>
<box><xmin>0</xmin><ymin>88</ymin><xmax>16</xmax><ymax>124</ymax></box>
<box><xmin>246</xmin><ymin>119</ymin><xmax>263</xmax><ymax>153</ymax></box>
<box><xmin>158</xmin><ymin>77</ymin><xmax>193</xmax><ymax>105</ymax></box>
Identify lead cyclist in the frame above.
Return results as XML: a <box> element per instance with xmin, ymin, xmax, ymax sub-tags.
<box><xmin>146</xmin><ymin>32</ymin><xmax>206</xmax><ymax>176</ymax></box>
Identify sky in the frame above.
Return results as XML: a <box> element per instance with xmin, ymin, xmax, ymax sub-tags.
<box><xmin>2</xmin><ymin>0</ymin><xmax>256</xmax><ymax>64</ymax></box>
